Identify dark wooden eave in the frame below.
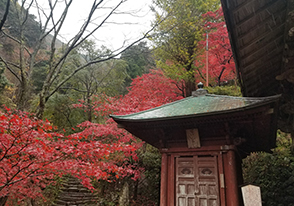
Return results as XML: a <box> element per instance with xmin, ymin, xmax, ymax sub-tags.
<box><xmin>220</xmin><ymin>0</ymin><xmax>294</xmax><ymax>133</ymax></box>
<box><xmin>220</xmin><ymin>0</ymin><xmax>294</xmax><ymax>97</ymax></box>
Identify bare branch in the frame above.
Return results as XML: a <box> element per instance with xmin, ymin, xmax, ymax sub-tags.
<box><xmin>1</xmin><ymin>30</ymin><xmax>32</xmax><ymax>57</ymax></box>
<box><xmin>53</xmin><ymin>0</ymin><xmax>106</xmax><ymax>69</ymax></box>
<box><xmin>45</xmin><ymin>0</ymin><xmax>74</xmax><ymax>85</ymax></box>
<box><xmin>47</xmin><ymin>19</ymin><xmax>162</xmax><ymax>99</ymax></box>
<box><xmin>21</xmin><ymin>0</ymin><xmax>34</xmax><ymax>27</ymax></box>
<box><xmin>0</xmin><ymin>0</ymin><xmax>10</xmax><ymax>31</ymax></box>
<box><xmin>0</xmin><ymin>56</ymin><xmax>21</xmax><ymax>82</ymax></box>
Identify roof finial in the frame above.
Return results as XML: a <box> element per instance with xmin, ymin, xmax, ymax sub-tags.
<box><xmin>192</xmin><ymin>82</ymin><xmax>208</xmax><ymax>97</ymax></box>
<box><xmin>198</xmin><ymin>82</ymin><xmax>204</xmax><ymax>89</ymax></box>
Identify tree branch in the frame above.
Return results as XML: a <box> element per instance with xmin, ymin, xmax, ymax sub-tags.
<box><xmin>0</xmin><ymin>56</ymin><xmax>21</xmax><ymax>82</ymax></box>
<box><xmin>0</xmin><ymin>0</ymin><xmax>10</xmax><ymax>31</ymax></box>
<box><xmin>47</xmin><ymin>20</ymin><xmax>160</xmax><ymax>99</ymax></box>
<box><xmin>1</xmin><ymin>30</ymin><xmax>32</xmax><ymax>57</ymax></box>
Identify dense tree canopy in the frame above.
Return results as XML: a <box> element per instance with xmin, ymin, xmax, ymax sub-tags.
<box><xmin>121</xmin><ymin>41</ymin><xmax>156</xmax><ymax>90</ymax></box>
<box><xmin>151</xmin><ymin>0</ymin><xmax>220</xmax><ymax>96</ymax></box>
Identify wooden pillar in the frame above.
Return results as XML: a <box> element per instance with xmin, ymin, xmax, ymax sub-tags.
<box><xmin>167</xmin><ymin>154</ymin><xmax>175</xmax><ymax>206</ymax></box>
<box><xmin>225</xmin><ymin>149</ymin><xmax>240</xmax><ymax>206</ymax></box>
<box><xmin>160</xmin><ymin>153</ymin><xmax>168</xmax><ymax>206</ymax></box>
<box><xmin>218</xmin><ymin>153</ymin><xmax>226</xmax><ymax>206</ymax></box>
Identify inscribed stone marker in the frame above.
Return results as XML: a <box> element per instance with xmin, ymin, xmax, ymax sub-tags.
<box><xmin>241</xmin><ymin>185</ymin><xmax>262</xmax><ymax>206</ymax></box>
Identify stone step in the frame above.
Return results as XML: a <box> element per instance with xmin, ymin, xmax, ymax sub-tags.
<box><xmin>59</xmin><ymin>187</ymin><xmax>90</xmax><ymax>193</ymax></box>
<box><xmin>55</xmin><ymin>199</ymin><xmax>97</xmax><ymax>205</ymax></box>
<box><xmin>53</xmin><ymin>203</ymin><xmax>98</xmax><ymax>206</ymax></box>
<box><xmin>52</xmin><ymin>176</ymin><xmax>98</xmax><ymax>206</ymax></box>
<box><xmin>58</xmin><ymin>192</ymin><xmax>96</xmax><ymax>198</ymax></box>
<box><xmin>57</xmin><ymin>195</ymin><xmax>97</xmax><ymax>202</ymax></box>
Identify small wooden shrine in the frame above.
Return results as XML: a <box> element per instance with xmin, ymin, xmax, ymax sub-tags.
<box><xmin>111</xmin><ymin>85</ymin><xmax>280</xmax><ymax>206</ymax></box>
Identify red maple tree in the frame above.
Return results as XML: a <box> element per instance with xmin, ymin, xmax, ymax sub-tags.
<box><xmin>73</xmin><ymin>70</ymin><xmax>183</xmax><ymax>160</ymax></box>
<box><xmin>198</xmin><ymin>8</ymin><xmax>236</xmax><ymax>86</ymax></box>
<box><xmin>75</xmin><ymin>69</ymin><xmax>183</xmax><ymax>117</ymax></box>
<box><xmin>1</xmin><ymin>69</ymin><xmax>182</xmax><ymax>203</ymax></box>
<box><xmin>0</xmin><ymin>107</ymin><xmax>141</xmax><ymax>203</ymax></box>
<box><xmin>0</xmin><ymin>108</ymin><xmax>64</xmax><ymax>202</ymax></box>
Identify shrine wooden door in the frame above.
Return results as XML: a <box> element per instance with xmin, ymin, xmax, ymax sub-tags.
<box><xmin>176</xmin><ymin>155</ymin><xmax>220</xmax><ymax>206</ymax></box>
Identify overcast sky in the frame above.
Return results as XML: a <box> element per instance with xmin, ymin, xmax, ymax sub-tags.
<box><xmin>29</xmin><ymin>0</ymin><xmax>154</xmax><ymax>50</ymax></box>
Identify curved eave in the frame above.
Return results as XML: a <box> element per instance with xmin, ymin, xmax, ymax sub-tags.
<box><xmin>111</xmin><ymin>95</ymin><xmax>280</xmax><ymax>125</ymax></box>
<box><xmin>111</xmin><ymin>95</ymin><xmax>280</xmax><ymax>156</ymax></box>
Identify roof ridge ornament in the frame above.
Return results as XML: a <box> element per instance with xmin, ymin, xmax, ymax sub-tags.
<box><xmin>192</xmin><ymin>82</ymin><xmax>208</xmax><ymax>97</ymax></box>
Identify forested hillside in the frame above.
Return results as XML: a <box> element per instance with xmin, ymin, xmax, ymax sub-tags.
<box><xmin>0</xmin><ymin>0</ymin><xmax>293</xmax><ymax>206</ymax></box>
<box><xmin>0</xmin><ymin>0</ymin><xmax>40</xmax><ymax>46</ymax></box>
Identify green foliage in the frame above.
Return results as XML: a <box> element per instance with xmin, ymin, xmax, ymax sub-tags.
<box><xmin>135</xmin><ymin>144</ymin><xmax>161</xmax><ymax>205</ymax></box>
<box><xmin>151</xmin><ymin>0</ymin><xmax>220</xmax><ymax>95</ymax></box>
<box><xmin>71</xmin><ymin>41</ymin><xmax>128</xmax><ymax>97</ymax></box>
<box><xmin>40</xmin><ymin>41</ymin><xmax>129</xmax><ymax>129</ymax></box>
<box><xmin>243</xmin><ymin>131</ymin><xmax>294</xmax><ymax>206</ymax></box>
<box><xmin>206</xmin><ymin>84</ymin><xmax>241</xmax><ymax>96</ymax></box>
<box><xmin>31</xmin><ymin>61</ymin><xmax>49</xmax><ymax>93</ymax></box>
<box><xmin>121</xmin><ymin>41</ymin><xmax>155</xmax><ymax>90</ymax></box>
<box><xmin>97</xmin><ymin>60</ymin><xmax>129</xmax><ymax>96</ymax></box>
<box><xmin>0</xmin><ymin>64</ymin><xmax>9</xmax><ymax>91</ymax></box>
<box><xmin>0</xmin><ymin>0</ymin><xmax>6</xmax><ymax>8</ymax></box>
<box><xmin>43</xmin><ymin>93</ymin><xmax>85</xmax><ymax>134</ymax></box>
<box><xmin>0</xmin><ymin>63</ymin><xmax>14</xmax><ymax>107</ymax></box>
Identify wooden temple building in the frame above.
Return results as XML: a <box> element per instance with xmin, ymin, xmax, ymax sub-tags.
<box><xmin>111</xmin><ymin>85</ymin><xmax>280</xmax><ymax>206</ymax></box>
<box><xmin>112</xmin><ymin>0</ymin><xmax>294</xmax><ymax>205</ymax></box>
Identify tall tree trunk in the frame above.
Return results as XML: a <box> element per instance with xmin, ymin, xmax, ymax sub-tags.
<box><xmin>36</xmin><ymin>68</ymin><xmax>53</xmax><ymax>119</ymax></box>
<box><xmin>185</xmin><ymin>80</ymin><xmax>196</xmax><ymax>97</ymax></box>
<box><xmin>17</xmin><ymin>40</ymin><xmax>29</xmax><ymax>110</ymax></box>
<box><xmin>291</xmin><ymin>130</ymin><xmax>294</xmax><ymax>155</ymax></box>
<box><xmin>133</xmin><ymin>180</ymin><xmax>138</xmax><ymax>201</ymax></box>
<box><xmin>119</xmin><ymin>181</ymin><xmax>129</xmax><ymax>206</ymax></box>
<box><xmin>218</xmin><ymin>66</ymin><xmax>226</xmax><ymax>86</ymax></box>
<box><xmin>87</xmin><ymin>96</ymin><xmax>92</xmax><ymax>122</ymax></box>
<box><xmin>0</xmin><ymin>196</ymin><xmax>8</xmax><ymax>206</ymax></box>
<box><xmin>185</xmin><ymin>63</ymin><xmax>197</xmax><ymax>97</ymax></box>
<box><xmin>36</xmin><ymin>91</ymin><xmax>46</xmax><ymax>119</ymax></box>
<box><xmin>16</xmin><ymin>79</ymin><xmax>29</xmax><ymax>110</ymax></box>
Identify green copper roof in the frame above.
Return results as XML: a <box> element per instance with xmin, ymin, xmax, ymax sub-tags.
<box><xmin>111</xmin><ymin>94</ymin><xmax>279</xmax><ymax>121</ymax></box>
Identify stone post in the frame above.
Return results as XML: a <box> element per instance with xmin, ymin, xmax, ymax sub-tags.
<box><xmin>119</xmin><ymin>181</ymin><xmax>129</xmax><ymax>206</ymax></box>
<box><xmin>241</xmin><ymin>185</ymin><xmax>262</xmax><ymax>206</ymax></box>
